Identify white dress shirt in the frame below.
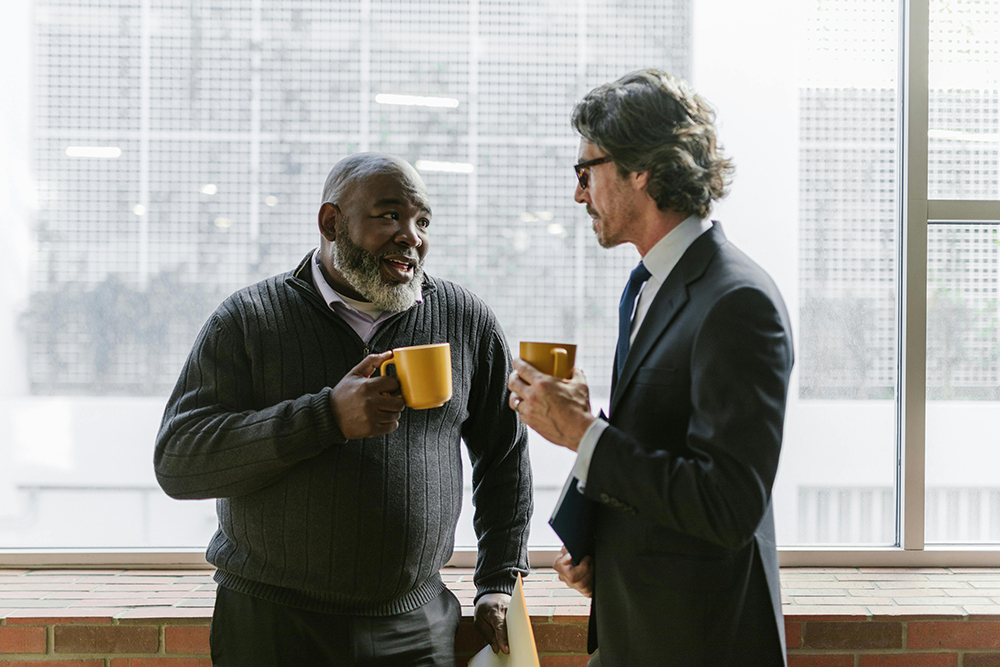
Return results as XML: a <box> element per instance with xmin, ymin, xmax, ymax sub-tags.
<box><xmin>572</xmin><ymin>215</ymin><xmax>713</xmax><ymax>486</ymax></box>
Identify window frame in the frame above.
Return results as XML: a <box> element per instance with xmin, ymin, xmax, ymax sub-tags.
<box><xmin>4</xmin><ymin>0</ymin><xmax>1000</xmax><ymax>570</ymax></box>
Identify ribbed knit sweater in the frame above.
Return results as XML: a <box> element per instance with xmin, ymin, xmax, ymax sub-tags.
<box><xmin>154</xmin><ymin>252</ymin><xmax>532</xmax><ymax>615</ymax></box>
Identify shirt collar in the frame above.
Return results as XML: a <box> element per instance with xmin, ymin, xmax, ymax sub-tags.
<box><xmin>641</xmin><ymin>215</ymin><xmax>713</xmax><ymax>283</ymax></box>
<box><xmin>310</xmin><ymin>248</ymin><xmax>423</xmax><ymax>313</ymax></box>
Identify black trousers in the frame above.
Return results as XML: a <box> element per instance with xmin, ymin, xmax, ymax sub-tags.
<box><xmin>210</xmin><ymin>586</ymin><xmax>461</xmax><ymax>667</ymax></box>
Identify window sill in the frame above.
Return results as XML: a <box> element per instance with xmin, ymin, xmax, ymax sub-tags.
<box><xmin>1</xmin><ymin>546</ymin><xmax>1000</xmax><ymax>569</ymax></box>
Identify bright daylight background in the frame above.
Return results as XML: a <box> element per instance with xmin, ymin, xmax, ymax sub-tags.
<box><xmin>0</xmin><ymin>0</ymin><xmax>997</xmax><ymax>550</ymax></box>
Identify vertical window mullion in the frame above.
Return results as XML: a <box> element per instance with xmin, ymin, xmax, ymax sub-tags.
<box><xmin>900</xmin><ymin>0</ymin><xmax>930</xmax><ymax>551</ymax></box>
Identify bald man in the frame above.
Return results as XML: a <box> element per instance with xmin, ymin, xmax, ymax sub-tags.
<box><xmin>155</xmin><ymin>154</ymin><xmax>532</xmax><ymax>666</ymax></box>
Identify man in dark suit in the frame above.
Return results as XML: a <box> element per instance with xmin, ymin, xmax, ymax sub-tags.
<box><xmin>507</xmin><ymin>69</ymin><xmax>794</xmax><ymax>666</ymax></box>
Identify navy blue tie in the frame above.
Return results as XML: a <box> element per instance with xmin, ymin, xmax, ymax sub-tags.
<box><xmin>617</xmin><ymin>261</ymin><xmax>652</xmax><ymax>378</ymax></box>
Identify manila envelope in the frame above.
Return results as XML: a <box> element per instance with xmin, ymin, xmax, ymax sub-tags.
<box><xmin>467</xmin><ymin>573</ymin><xmax>539</xmax><ymax>667</ymax></box>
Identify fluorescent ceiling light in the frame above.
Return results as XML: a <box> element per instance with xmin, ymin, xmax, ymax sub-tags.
<box><xmin>66</xmin><ymin>146</ymin><xmax>121</xmax><ymax>158</ymax></box>
<box><xmin>415</xmin><ymin>160</ymin><xmax>474</xmax><ymax>174</ymax></box>
<box><xmin>200</xmin><ymin>183</ymin><xmax>218</xmax><ymax>195</ymax></box>
<box><xmin>133</xmin><ymin>204</ymin><xmax>146</xmax><ymax>216</ymax></box>
<box><xmin>929</xmin><ymin>129</ymin><xmax>1000</xmax><ymax>143</ymax></box>
<box><xmin>375</xmin><ymin>94</ymin><xmax>459</xmax><ymax>108</ymax></box>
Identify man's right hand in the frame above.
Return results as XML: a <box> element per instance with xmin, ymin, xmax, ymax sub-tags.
<box><xmin>329</xmin><ymin>352</ymin><xmax>406</xmax><ymax>440</ymax></box>
<box><xmin>553</xmin><ymin>546</ymin><xmax>593</xmax><ymax>597</ymax></box>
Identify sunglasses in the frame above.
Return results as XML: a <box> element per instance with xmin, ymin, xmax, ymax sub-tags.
<box><xmin>573</xmin><ymin>156</ymin><xmax>613</xmax><ymax>190</ymax></box>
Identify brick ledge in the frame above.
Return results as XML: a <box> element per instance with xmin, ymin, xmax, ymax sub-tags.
<box><xmin>4</xmin><ymin>568</ymin><xmax>1000</xmax><ymax>665</ymax></box>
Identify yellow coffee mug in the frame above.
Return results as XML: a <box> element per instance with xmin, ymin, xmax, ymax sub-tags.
<box><xmin>379</xmin><ymin>342</ymin><xmax>453</xmax><ymax>410</ymax></box>
<box><xmin>519</xmin><ymin>341</ymin><xmax>577</xmax><ymax>379</ymax></box>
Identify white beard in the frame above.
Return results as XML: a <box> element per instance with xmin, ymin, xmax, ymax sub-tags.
<box><xmin>333</xmin><ymin>231</ymin><xmax>424</xmax><ymax>312</ymax></box>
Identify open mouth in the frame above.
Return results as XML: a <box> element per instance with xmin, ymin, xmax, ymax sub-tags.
<box><xmin>381</xmin><ymin>256</ymin><xmax>416</xmax><ymax>282</ymax></box>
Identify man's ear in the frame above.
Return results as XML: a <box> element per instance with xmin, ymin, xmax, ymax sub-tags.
<box><xmin>318</xmin><ymin>202</ymin><xmax>341</xmax><ymax>242</ymax></box>
<box><xmin>632</xmin><ymin>170</ymin><xmax>650</xmax><ymax>192</ymax></box>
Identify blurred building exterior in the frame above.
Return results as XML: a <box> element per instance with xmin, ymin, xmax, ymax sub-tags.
<box><xmin>11</xmin><ymin>0</ymin><xmax>999</xmax><ymax>547</ymax></box>
<box><xmin>27</xmin><ymin>0</ymin><xmax>691</xmax><ymax>399</ymax></box>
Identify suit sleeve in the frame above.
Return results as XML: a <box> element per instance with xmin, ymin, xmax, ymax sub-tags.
<box><xmin>154</xmin><ymin>311</ymin><xmax>345</xmax><ymax>500</ymax></box>
<box><xmin>583</xmin><ymin>286</ymin><xmax>793</xmax><ymax>549</ymax></box>
<box><xmin>462</xmin><ymin>321</ymin><xmax>533</xmax><ymax>602</ymax></box>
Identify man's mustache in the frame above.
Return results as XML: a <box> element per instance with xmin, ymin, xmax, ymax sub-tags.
<box><xmin>379</xmin><ymin>250</ymin><xmax>422</xmax><ymax>265</ymax></box>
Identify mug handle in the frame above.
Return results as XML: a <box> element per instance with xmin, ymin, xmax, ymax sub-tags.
<box><xmin>551</xmin><ymin>347</ymin><xmax>568</xmax><ymax>379</ymax></box>
<box><xmin>380</xmin><ymin>356</ymin><xmax>396</xmax><ymax>378</ymax></box>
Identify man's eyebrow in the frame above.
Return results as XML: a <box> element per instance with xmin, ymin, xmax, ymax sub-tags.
<box><xmin>373</xmin><ymin>197</ymin><xmax>432</xmax><ymax>215</ymax></box>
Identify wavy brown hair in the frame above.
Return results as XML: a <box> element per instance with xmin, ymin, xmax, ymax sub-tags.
<box><xmin>572</xmin><ymin>69</ymin><xmax>734</xmax><ymax>218</ymax></box>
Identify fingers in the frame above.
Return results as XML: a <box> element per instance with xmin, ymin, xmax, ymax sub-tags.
<box><xmin>553</xmin><ymin>548</ymin><xmax>574</xmax><ymax>579</ymax></box>
<box><xmin>507</xmin><ymin>371</ymin><xmax>527</xmax><ymax>419</ymax></box>
<box><xmin>368</xmin><ymin>374</ymin><xmax>403</xmax><ymax>397</ymax></box>
<box><xmin>475</xmin><ymin>609</ymin><xmax>503</xmax><ymax>654</ymax></box>
<box><xmin>494</xmin><ymin>615</ymin><xmax>510</xmax><ymax>654</ymax></box>
<box><xmin>509</xmin><ymin>370</ymin><xmax>529</xmax><ymax>393</ymax></box>
<box><xmin>511</xmin><ymin>356</ymin><xmax>544</xmax><ymax>382</ymax></box>
<box><xmin>553</xmin><ymin>549</ymin><xmax>594</xmax><ymax>597</ymax></box>
<box><xmin>475</xmin><ymin>594</ymin><xmax>512</xmax><ymax>655</ymax></box>
<box><xmin>351</xmin><ymin>351</ymin><xmax>394</xmax><ymax>378</ymax></box>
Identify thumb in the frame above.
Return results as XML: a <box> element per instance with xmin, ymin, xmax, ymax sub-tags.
<box><xmin>494</xmin><ymin>613</ymin><xmax>510</xmax><ymax>654</ymax></box>
<box><xmin>351</xmin><ymin>351</ymin><xmax>394</xmax><ymax>378</ymax></box>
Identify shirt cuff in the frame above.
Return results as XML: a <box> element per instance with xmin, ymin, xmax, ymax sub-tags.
<box><xmin>572</xmin><ymin>417</ymin><xmax>609</xmax><ymax>487</ymax></box>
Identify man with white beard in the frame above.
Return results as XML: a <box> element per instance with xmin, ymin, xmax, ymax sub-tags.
<box><xmin>155</xmin><ymin>153</ymin><xmax>532</xmax><ymax>666</ymax></box>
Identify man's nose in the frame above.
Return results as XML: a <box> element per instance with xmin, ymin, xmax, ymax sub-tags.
<box><xmin>574</xmin><ymin>181</ymin><xmax>588</xmax><ymax>204</ymax></box>
<box><xmin>395</xmin><ymin>218</ymin><xmax>423</xmax><ymax>248</ymax></box>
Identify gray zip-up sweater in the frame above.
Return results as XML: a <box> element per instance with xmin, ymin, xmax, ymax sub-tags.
<box><xmin>154</xmin><ymin>252</ymin><xmax>532</xmax><ymax>615</ymax></box>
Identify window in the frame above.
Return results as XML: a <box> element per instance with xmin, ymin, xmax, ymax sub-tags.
<box><xmin>0</xmin><ymin>0</ymin><xmax>996</xmax><ymax>565</ymax></box>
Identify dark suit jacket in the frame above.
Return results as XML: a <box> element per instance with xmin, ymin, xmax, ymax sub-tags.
<box><xmin>582</xmin><ymin>222</ymin><xmax>793</xmax><ymax>666</ymax></box>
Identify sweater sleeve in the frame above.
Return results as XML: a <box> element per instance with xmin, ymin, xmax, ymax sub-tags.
<box><xmin>154</xmin><ymin>310</ymin><xmax>346</xmax><ymax>500</ymax></box>
<box><xmin>462</xmin><ymin>318</ymin><xmax>533</xmax><ymax>603</ymax></box>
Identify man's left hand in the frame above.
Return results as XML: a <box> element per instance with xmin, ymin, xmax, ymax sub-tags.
<box><xmin>474</xmin><ymin>592</ymin><xmax>511</xmax><ymax>654</ymax></box>
<box><xmin>507</xmin><ymin>358</ymin><xmax>595</xmax><ymax>451</ymax></box>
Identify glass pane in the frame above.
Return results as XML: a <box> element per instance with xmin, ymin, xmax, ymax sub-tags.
<box><xmin>0</xmin><ymin>0</ymin><xmax>902</xmax><ymax>550</ymax></box>
<box><xmin>929</xmin><ymin>0</ymin><xmax>1000</xmax><ymax>199</ymax></box>
<box><xmin>765</xmin><ymin>0</ymin><xmax>900</xmax><ymax>545</ymax></box>
<box><xmin>926</xmin><ymin>223</ymin><xmax>1000</xmax><ymax>543</ymax></box>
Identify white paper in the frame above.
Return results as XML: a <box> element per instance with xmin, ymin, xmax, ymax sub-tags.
<box><xmin>467</xmin><ymin>573</ymin><xmax>539</xmax><ymax>667</ymax></box>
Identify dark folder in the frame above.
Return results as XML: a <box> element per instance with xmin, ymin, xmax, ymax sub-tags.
<box><xmin>548</xmin><ymin>473</ymin><xmax>596</xmax><ymax>565</ymax></box>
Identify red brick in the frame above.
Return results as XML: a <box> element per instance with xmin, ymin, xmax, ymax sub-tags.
<box><xmin>908</xmin><ymin>622</ymin><xmax>1000</xmax><ymax>650</ymax></box>
<box><xmin>860</xmin><ymin>654</ymin><xmax>958</xmax><ymax>667</ymax></box>
<box><xmin>6</xmin><ymin>616</ymin><xmax>113</xmax><ymax>625</ymax></box>
<box><xmin>540</xmin><ymin>656</ymin><xmax>590</xmax><ymax>667</ymax></box>
<box><xmin>110</xmin><ymin>660</ymin><xmax>212</xmax><ymax>667</ymax></box>
<box><xmin>164</xmin><ymin>625</ymin><xmax>210</xmax><ymax>654</ymax></box>
<box><xmin>532</xmin><ymin>623</ymin><xmax>588</xmax><ymax>652</ymax></box>
<box><xmin>0</xmin><ymin>626</ymin><xmax>47</xmax><ymax>654</ymax></box>
<box><xmin>965</xmin><ymin>655</ymin><xmax>1000</xmax><ymax>667</ymax></box>
<box><xmin>455</xmin><ymin>619</ymin><xmax>487</xmax><ymax>653</ymax></box>
<box><xmin>54</xmin><ymin>625</ymin><xmax>159</xmax><ymax>654</ymax></box>
<box><xmin>804</xmin><ymin>621</ymin><xmax>903</xmax><ymax>649</ymax></box>
<box><xmin>787</xmin><ymin>656</ymin><xmax>854</xmax><ymax>667</ymax></box>
<box><xmin>550</xmin><ymin>615</ymin><xmax>589</xmax><ymax>625</ymax></box>
<box><xmin>786</xmin><ymin>620</ymin><xmax>803</xmax><ymax>648</ymax></box>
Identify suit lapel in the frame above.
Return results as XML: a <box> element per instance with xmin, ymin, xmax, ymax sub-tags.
<box><xmin>609</xmin><ymin>222</ymin><xmax>726</xmax><ymax>417</ymax></box>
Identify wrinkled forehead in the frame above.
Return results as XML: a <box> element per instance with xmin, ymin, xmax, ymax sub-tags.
<box><xmin>346</xmin><ymin>168</ymin><xmax>431</xmax><ymax>213</ymax></box>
